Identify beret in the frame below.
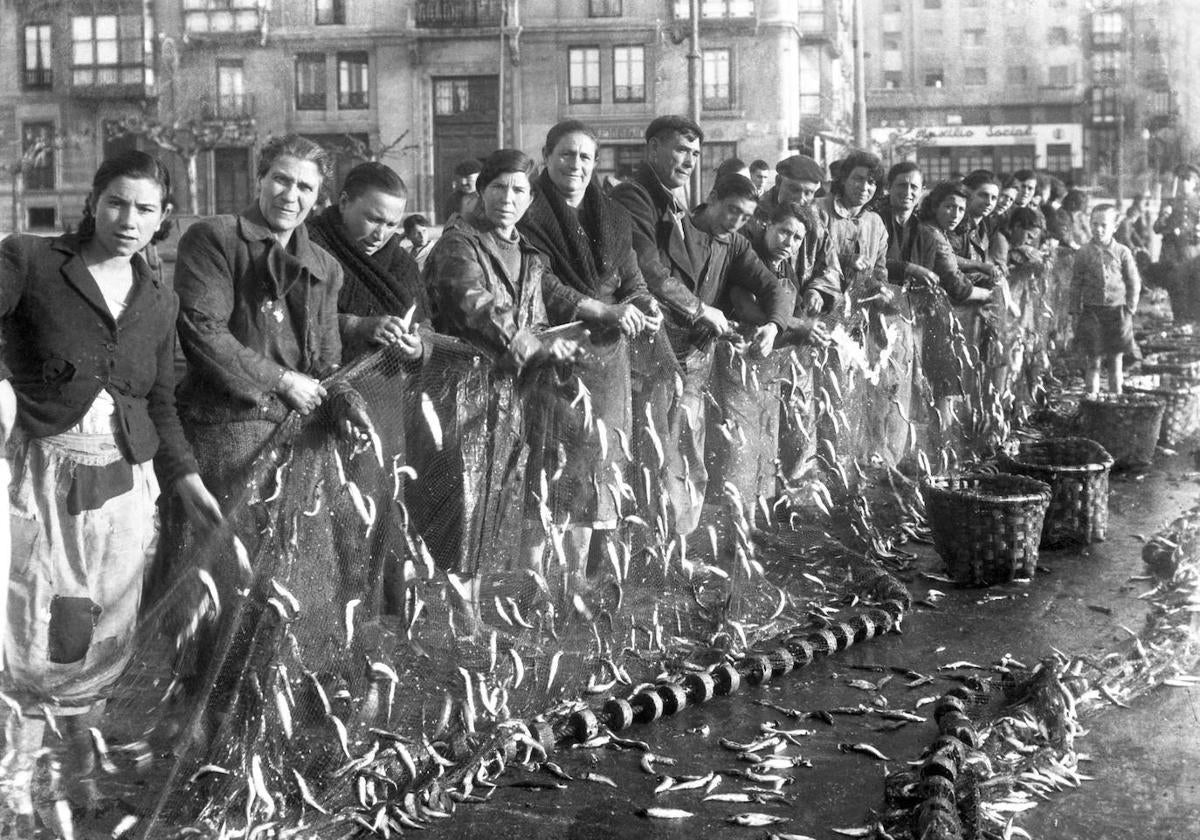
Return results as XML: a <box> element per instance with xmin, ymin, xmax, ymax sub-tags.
<box><xmin>776</xmin><ymin>154</ymin><xmax>825</xmax><ymax>183</ymax></box>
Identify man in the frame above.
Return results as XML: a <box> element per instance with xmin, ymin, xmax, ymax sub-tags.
<box><xmin>307</xmin><ymin>162</ymin><xmax>428</xmax><ymax>362</ymax></box>
<box><xmin>749</xmin><ymin>159</ymin><xmax>771</xmax><ymax>197</ymax></box>
<box><xmin>441</xmin><ymin>158</ymin><xmax>481</xmax><ymax>222</ymax></box>
<box><xmin>613</xmin><ymin>124</ymin><xmax>790</xmax><ymax>534</ymax></box>
<box><xmin>1154</xmin><ymin>163</ymin><xmax>1200</xmax><ymax>322</ymax></box>
<box><xmin>402</xmin><ymin>213</ymin><xmax>435</xmax><ymax>272</ymax></box>
<box><xmin>743</xmin><ymin>154</ymin><xmax>842</xmax><ymax>316</ymax></box>
<box><xmin>1006</xmin><ymin>168</ymin><xmax>1046</xmax><ymax>234</ymax></box>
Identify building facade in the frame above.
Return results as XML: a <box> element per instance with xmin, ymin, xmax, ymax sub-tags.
<box><xmin>0</xmin><ymin>0</ymin><xmax>855</xmax><ymax>233</ymax></box>
<box><xmin>862</xmin><ymin>0</ymin><xmax>1087</xmax><ymax>184</ymax></box>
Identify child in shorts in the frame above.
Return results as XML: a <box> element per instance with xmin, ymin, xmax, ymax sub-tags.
<box><xmin>1071</xmin><ymin>203</ymin><xmax>1141</xmax><ymax>397</ymax></box>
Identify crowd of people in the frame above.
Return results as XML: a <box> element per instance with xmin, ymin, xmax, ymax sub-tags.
<box><xmin>2</xmin><ymin>112</ymin><xmax>1199</xmax><ymax>826</ymax></box>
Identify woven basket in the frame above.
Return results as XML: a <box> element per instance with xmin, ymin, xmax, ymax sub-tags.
<box><xmin>1077</xmin><ymin>394</ymin><xmax>1166</xmax><ymax>468</ymax></box>
<box><xmin>1125</xmin><ymin>374</ymin><xmax>1200</xmax><ymax>446</ymax></box>
<box><xmin>921</xmin><ymin>474</ymin><xmax>1051</xmax><ymax>587</ymax></box>
<box><xmin>1139</xmin><ymin>351</ymin><xmax>1200</xmax><ymax>380</ymax></box>
<box><xmin>1000</xmin><ymin>438</ymin><xmax>1113</xmax><ymax>548</ymax></box>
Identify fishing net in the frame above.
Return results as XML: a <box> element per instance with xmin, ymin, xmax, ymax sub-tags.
<box><xmin>0</xmin><ymin>247</ymin><xmax>1079</xmax><ymax>839</ymax></box>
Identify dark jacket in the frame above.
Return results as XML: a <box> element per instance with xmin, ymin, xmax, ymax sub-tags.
<box><xmin>742</xmin><ymin>186</ymin><xmax>843</xmax><ymax>311</ymax></box>
<box><xmin>610</xmin><ymin>162</ymin><xmax>710</xmax><ymax>321</ymax></box>
<box><xmin>881</xmin><ymin>209</ymin><xmax>921</xmax><ymax>285</ymax></box>
<box><xmin>0</xmin><ymin>233</ymin><xmax>198</xmax><ymax>485</ymax></box>
<box><xmin>174</xmin><ymin>205</ymin><xmax>345</xmax><ymax>424</ymax></box>
<box><xmin>425</xmin><ymin>209</ymin><xmax>548</xmax><ymax>371</ymax></box>
<box><xmin>908</xmin><ymin>222</ymin><xmax>977</xmax><ymax>305</ymax></box>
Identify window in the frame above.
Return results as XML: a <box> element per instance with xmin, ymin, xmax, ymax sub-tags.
<box><xmin>22</xmin><ymin>122</ymin><xmax>55</xmax><ymax>191</ymax></box>
<box><xmin>216</xmin><ymin>60</ymin><xmax>245</xmax><ymax>116</ymax></box>
<box><xmin>673</xmin><ymin>0</ymin><xmax>755</xmax><ymax>19</ymax></box>
<box><xmin>1047</xmin><ymin>26</ymin><xmax>1069</xmax><ymax>46</ymax></box>
<box><xmin>1091</xmin><ymin>51</ymin><xmax>1122</xmax><ymax>84</ymax></box>
<box><xmin>799</xmin><ymin>46</ymin><xmax>820</xmax><ymax>113</ymax></box>
<box><xmin>703</xmin><ymin>48</ymin><xmax>732</xmax><ymax>109</ymax></box>
<box><xmin>883</xmin><ymin>0</ymin><xmax>902</xmax><ymax>11</ymax></box>
<box><xmin>996</xmin><ymin>147</ymin><xmax>1034</xmax><ymax>176</ymax></box>
<box><xmin>1006</xmin><ymin>66</ymin><xmax>1028</xmax><ymax>85</ymax></box>
<box><xmin>613</xmin><ymin>45</ymin><xmax>645</xmax><ymax>103</ymax></box>
<box><xmin>883</xmin><ymin>71</ymin><xmax>902</xmax><ymax>89</ymax></box>
<box><xmin>924</xmin><ymin>68</ymin><xmax>944</xmax><ymax>88</ymax></box>
<box><xmin>589</xmin><ymin>0</ymin><xmax>622</xmax><ymax>16</ymax></box>
<box><xmin>23</xmin><ymin>24</ymin><xmax>52</xmax><ymax>89</ymax></box>
<box><xmin>963</xmin><ymin>29</ymin><xmax>985</xmax><ymax>48</ymax></box>
<box><xmin>1047</xmin><ymin>65</ymin><xmax>1071</xmax><ymax>87</ymax></box>
<box><xmin>923</xmin><ymin>0</ymin><xmax>942</xmax><ymax>8</ymax></box>
<box><xmin>883</xmin><ymin>36</ymin><xmax>901</xmax><ymax>52</ymax></box>
<box><xmin>597</xmin><ymin>144</ymin><xmax>642</xmax><ymax>183</ymax></box>
<box><xmin>964</xmin><ymin>67</ymin><xmax>987</xmax><ymax>86</ymax></box>
<box><xmin>568</xmin><ymin>47</ymin><xmax>601</xmax><ymax>104</ymax></box>
<box><xmin>434</xmin><ymin>78</ymin><xmax>473</xmax><ymax>115</ymax></box>
<box><xmin>315</xmin><ymin>0</ymin><xmax>344</xmax><ymax>24</ymax></box>
<box><xmin>1045</xmin><ymin>143</ymin><xmax>1072</xmax><ymax>175</ymax></box>
<box><xmin>27</xmin><ymin>207</ymin><xmax>57</xmax><ymax>230</ymax></box>
<box><xmin>917</xmin><ymin>149</ymin><xmax>952</xmax><ymax>182</ymax></box>
<box><xmin>1092</xmin><ymin>11</ymin><xmax>1123</xmax><ymax>47</ymax></box>
<box><xmin>295</xmin><ymin>53</ymin><xmax>326</xmax><ymax>110</ymax></box>
<box><xmin>183</xmin><ymin>0</ymin><xmax>260</xmax><ymax>35</ymax></box>
<box><xmin>700</xmin><ymin>141</ymin><xmax>737</xmax><ymax>195</ymax></box>
<box><xmin>71</xmin><ymin>14</ymin><xmax>150</xmax><ymax>86</ymax></box>
<box><xmin>956</xmin><ymin>148</ymin><xmax>990</xmax><ymax>174</ymax></box>
<box><xmin>338</xmin><ymin>52</ymin><xmax>369</xmax><ymax>109</ymax></box>
<box><xmin>1091</xmin><ymin>86</ymin><xmax>1119</xmax><ymax>124</ymax></box>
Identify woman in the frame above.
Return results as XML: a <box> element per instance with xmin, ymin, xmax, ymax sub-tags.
<box><xmin>907</xmin><ymin>182</ymin><xmax>995</xmax><ymax>451</ymax></box>
<box><xmin>417</xmin><ymin>149</ymin><xmax>576</xmax><ymax>627</ymax></box>
<box><xmin>722</xmin><ymin>200</ymin><xmax>829</xmax><ymax>499</ymax></box>
<box><xmin>517</xmin><ymin>120</ymin><xmax>660</xmax><ymax>590</ymax></box>
<box><xmin>819</xmin><ymin>151</ymin><xmax>890</xmax><ymax>313</ymax></box>
<box><xmin>0</xmin><ymin>151</ymin><xmax>222</xmax><ymax>820</ymax></box>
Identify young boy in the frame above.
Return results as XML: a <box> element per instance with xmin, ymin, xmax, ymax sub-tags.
<box><xmin>1071</xmin><ymin>203</ymin><xmax>1141</xmax><ymax>397</ymax></box>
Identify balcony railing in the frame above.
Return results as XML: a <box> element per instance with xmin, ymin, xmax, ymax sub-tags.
<box><xmin>23</xmin><ymin>68</ymin><xmax>53</xmax><ymax>89</ymax></box>
<box><xmin>414</xmin><ymin>0</ymin><xmax>503</xmax><ymax>28</ymax></box>
<box><xmin>673</xmin><ymin>0</ymin><xmax>755</xmax><ymax>20</ymax></box>
<box><xmin>200</xmin><ymin>93</ymin><xmax>256</xmax><ymax>120</ymax></box>
<box><xmin>71</xmin><ymin>64</ymin><xmax>155</xmax><ymax>99</ymax></box>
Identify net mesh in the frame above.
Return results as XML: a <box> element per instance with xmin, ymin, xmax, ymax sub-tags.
<box><xmin>1</xmin><ymin>247</ymin><xmax>1079</xmax><ymax>839</ymax></box>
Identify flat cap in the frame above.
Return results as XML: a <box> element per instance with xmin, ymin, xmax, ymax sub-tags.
<box><xmin>1175</xmin><ymin>162</ymin><xmax>1200</xmax><ymax>180</ymax></box>
<box><xmin>776</xmin><ymin>154</ymin><xmax>825</xmax><ymax>184</ymax></box>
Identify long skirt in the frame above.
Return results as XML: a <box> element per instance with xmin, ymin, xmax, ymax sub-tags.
<box><xmin>4</xmin><ymin>432</ymin><xmax>158</xmax><ymax>714</ymax></box>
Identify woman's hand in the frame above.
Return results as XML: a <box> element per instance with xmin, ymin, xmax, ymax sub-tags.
<box><xmin>175</xmin><ymin>472</ymin><xmax>224</xmax><ymax>532</ymax></box>
<box><xmin>606</xmin><ymin>302</ymin><xmax>647</xmax><ymax>337</ymax></box>
<box><xmin>546</xmin><ymin>337</ymin><xmax>580</xmax><ymax>363</ymax></box>
<box><xmin>905</xmin><ymin>264</ymin><xmax>938</xmax><ymax>290</ymax></box>
<box><xmin>0</xmin><ymin>379</ymin><xmax>16</xmax><ymax>449</ymax></box>
<box><xmin>638</xmin><ymin>299</ymin><xmax>664</xmax><ymax>334</ymax></box>
<box><xmin>801</xmin><ymin>290</ymin><xmax>824</xmax><ymax>316</ymax></box>
<box><xmin>277</xmin><ymin>371</ymin><xmax>327</xmax><ymax>415</ymax></box>
<box><xmin>749</xmin><ymin>323</ymin><xmax>779</xmax><ymax>359</ymax></box>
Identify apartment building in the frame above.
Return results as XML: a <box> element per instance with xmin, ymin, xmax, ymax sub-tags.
<box><xmin>0</xmin><ymin>0</ymin><xmax>855</xmax><ymax>232</ymax></box>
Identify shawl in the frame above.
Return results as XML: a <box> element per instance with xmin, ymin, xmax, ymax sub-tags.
<box><xmin>308</xmin><ymin>206</ymin><xmax>430</xmax><ymax>324</ymax></box>
<box><xmin>519</xmin><ymin>170</ymin><xmax>628</xmax><ymax>298</ymax></box>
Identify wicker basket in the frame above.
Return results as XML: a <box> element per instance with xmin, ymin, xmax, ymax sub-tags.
<box><xmin>921</xmin><ymin>474</ymin><xmax>1051</xmax><ymax>587</ymax></box>
<box><xmin>1000</xmin><ymin>438</ymin><xmax>1113</xmax><ymax>548</ymax></box>
<box><xmin>1125</xmin><ymin>374</ymin><xmax>1200</xmax><ymax>446</ymax></box>
<box><xmin>1077</xmin><ymin>394</ymin><xmax>1166</xmax><ymax>468</ymax></box>
<box><xmin>1139</xmin><ymin>351</ymin><xmax>1200</xmax><ymax>380</ymax></box>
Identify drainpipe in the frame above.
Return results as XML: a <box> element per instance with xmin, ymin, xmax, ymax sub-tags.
<box><xmin>687</xmin><ymin>0</ymin><xmax>702</xmax><ymax>203</ymax></box>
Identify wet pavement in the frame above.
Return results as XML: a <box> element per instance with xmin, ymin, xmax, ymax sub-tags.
<box><xmin>424</xmin><ymin>451</ymin><xmax>1200</xmax><ymax>840</ymax></box>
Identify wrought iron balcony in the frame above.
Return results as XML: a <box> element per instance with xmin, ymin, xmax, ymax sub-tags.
<box><xmin>199</xmin><ymin>93</ymin><xmax>256</xmax><ymax>120</ymax></box>
<box><xmin>414</xmin><ymin>0</ymin><xmax>504</xmax><ymax>28</ymax></box>
<box><xmin>672</xmin><ymin>0</ymin><xmax>755</xmax><ymax>20</ymax></box>
<box><xmin>22</xmin><ymin>68</ymin><xmax>53</xmax><ymax>89</ymax></box>
<box><xmin>70</xmin><ymin>64</ymin><xmax>156</xmax><ymax>100</ymax></box>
